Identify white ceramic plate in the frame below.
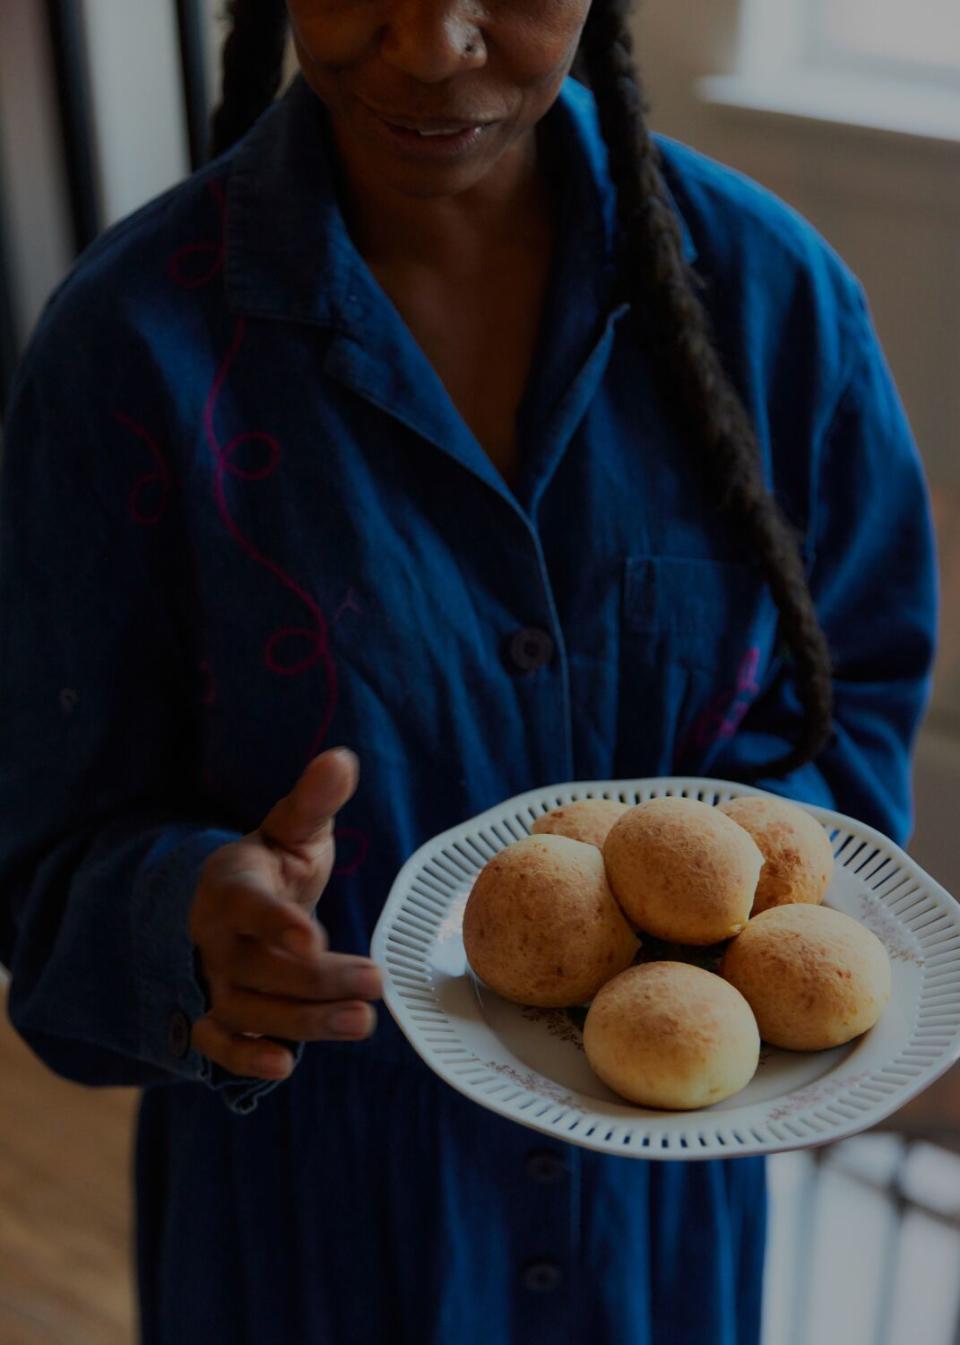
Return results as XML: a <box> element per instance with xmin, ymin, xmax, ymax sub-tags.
<box><xmin>371</xmin><ymin>777</ymin><xmax>960</xmax><ymax>1160</ymax></box>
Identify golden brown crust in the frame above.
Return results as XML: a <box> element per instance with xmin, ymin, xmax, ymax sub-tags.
<box><xmin>531</xmin><ymin>798</ymin><xmax>631</xmax><ymax>849</ymax></box>
<box><xmin>719</xmin><ymin>904</ymin><xmax>891</xmax><ymax>1049</ymax></box>
<box><xmin>602</xmin><ymin>798</ymin><xmax>763</xmax><ymax>944</ymax></box>
<box><xmin>583</xmin><ymin>962</ymin><xmax>760</xmax><ymax>1109</ymax></box>
<box><xmin>718</xmin><ymin>796</ymin><xmax>834</xmax><ymax>915</ymax></box>
<box><xmin>462</xmin><ymin>834</ymin><xmax>640</xmax><ymax>1006</ymax></box>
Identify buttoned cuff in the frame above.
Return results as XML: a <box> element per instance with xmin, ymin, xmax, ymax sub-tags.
<box><xmin>134</xmin><ymin>826</ymin><xmax>305</xmax><ymax>1116</ymax></box>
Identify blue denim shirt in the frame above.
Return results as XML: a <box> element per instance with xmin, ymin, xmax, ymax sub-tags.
<box><xmin>0</xmin><ymin>74</ymin><xmax>937</xmax><ymax>1345</ymax></box>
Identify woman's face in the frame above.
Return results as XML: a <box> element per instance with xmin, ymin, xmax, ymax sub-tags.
<box><xmin>286</xmin><ymin>0</ymin><xmax>592</xmax><ymax>200</ymax></box>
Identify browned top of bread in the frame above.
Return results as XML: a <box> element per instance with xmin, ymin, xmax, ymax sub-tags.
<box><xmin>719</xmin><ymin>903</ymin><xmax>891</xmax><ymax>1049</ymax></box>
<box><xmin>718</xmin><ymin>795</ymin><xmax>833</xmax><ymax>912</ymax></box>
<box><xmin>603</xmin><ymin>797</ymin><xmax>763</xmax><ymax>943</ymax></box>
<box><xmin>462</xmin><ymin>834</ymin><xmax>639</xmax><ymax>1006</ymax></box>
<box><xmin>531</xmin><ymin>798</ymin><xmax>631</xmax><ymax>849</ymax></box>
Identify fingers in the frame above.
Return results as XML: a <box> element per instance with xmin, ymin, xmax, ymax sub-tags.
<box><xmin>187</xmin><ymin>778</ymin><xmax>374</xmax><ymax>1085</ymax></box>
<box><xmin>259</xmin><ymin>747</ymin><xmax>359</xmax><ymax>863</ymax></box>
<box><xmin>190</xmin><ymin>925</ymin><xmax>384</xmax><ymax>1081</ymax></box>
<box><xmin>190</xmin><ymin>1013</ymin><xmax>297</xmax><ymax>1080</ymax></box>
<box><xmin>206</xmin><ymin>985</ymin><xmax>378</xmax><ymax>1044</ymax></box>
<box><xmin>192</xmin><ymin>855</ymin><xmax>323</xmax><ymax>952</ymax></box>
<box><xmin>230</xmin><ymin>940</ymin><xmax>382</xmax><ymax>1003</ymax></box>
<box><xmin>230</xmin><ymin>871</ymin><xmax>325</xmax><ymax>948</ymax></box>
<box><xmin>189</xmin><ymin>948</ymin><xmax>382</xmax><ymax>1080</ymax></box>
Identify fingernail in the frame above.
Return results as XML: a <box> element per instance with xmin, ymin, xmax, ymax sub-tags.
<box><xmin>329</xmin><ymin>753</ymin><xmax>360</xmax><ymax>785</ymax></box>
<box><xmin>333</xmin><ymin>748</ymin><xmax>358</xmax><ymax>774</ymax></box>
<box><xmin>331</xmin><ymin>1005</ymin><xmax>372</xmax><ymax>1035</ymax></box>
<box><xmin>282</xmin><ymin>927</ymin><xmax>311</xmax><ymax>955</ymax></box>
<box><xmin>258</xmin><ymin>1050</ymin><xmax>292</xmax><ymax>1075</ymax></box>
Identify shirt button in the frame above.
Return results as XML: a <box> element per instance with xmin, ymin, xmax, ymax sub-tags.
<box><xmin>525</xmin><ymin>1150</ymin><xmax>567</xmax><ymax>1183</ymax></box>
<box><xmin>521</xmin><ymin>1260</ymin><xmax>564</xmax><ymax>1293</ymax></box>
<box><xmin>167</xmin><ymin>1009</ymin><xmax>192</xmax><ymax>1060</ymax></box>
<box><xmin>507</xmin><ymin>627</ymin><xmax>555</xmax><ymax>673</ymax></box>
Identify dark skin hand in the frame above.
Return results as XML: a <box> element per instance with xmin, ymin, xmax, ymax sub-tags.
<box><xmin>189</xmin><ymin>749</ymin><xmax>383</xmax><ymax>1080</ymax></box>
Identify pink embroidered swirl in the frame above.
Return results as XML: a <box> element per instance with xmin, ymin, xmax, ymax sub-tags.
<box><xmin>202</xmin><ymin>318</ymin><xmax>339</xmax><ymax>754</ymax></box>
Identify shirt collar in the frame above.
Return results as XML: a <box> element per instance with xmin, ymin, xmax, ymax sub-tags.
<box><xmin>224</xmin><ymin>73</ymin><xmax>697</xmax><ymax>328</ymax></box>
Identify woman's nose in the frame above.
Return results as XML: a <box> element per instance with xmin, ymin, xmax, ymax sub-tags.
<box><xmin>378</xmin><ymin>0</ymin><xmax>486</xmax><ymax>82</ymax></box>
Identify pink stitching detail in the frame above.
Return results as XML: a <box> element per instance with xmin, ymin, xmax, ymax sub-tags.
<box><xmin>203</xmin><ymin>318</ymin><xmax>338</xmax><ymax>755</ymax></box>
<box><xmin>679</xmin><ymin>645</ymin><xmax>763</xmax><ymax>758</ymax></box>
<box><xmin>332</xmin><ymin>825</ymin><xmax>370</xmax><ymax>878</ymax></box>
<box><xmin>168</xmin><ymin>179</ymin><xmax>226</xmax><ymax>290</ymax></box>
<box><xmin>735</xmin><ymin>646</ymin><xmax>762</xmax><ymax>696</ymax></box>
<box><xmin>334</xmin><ymin>586</ymin><xmax>363</xmax><ymax>624</ymax></box>
<box><xmin>265</xmin><ymin>627</ymin><xmax>327</xmax><ymax>678</ymax></box>
<box><xmin>113</xmin><ymin>411</ymin><xmax>173</xmax><ymax>525</ymax></box>
<box><xmin>223</xmin><ymin>431</ymin><xmax>281</xmax><ymax>481</ymax></box>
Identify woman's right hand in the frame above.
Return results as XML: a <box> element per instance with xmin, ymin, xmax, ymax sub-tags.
<box><xmin>188</xmin><ymin>748</ymin><xmax>383</xmax><ymax>1081</ymax></box>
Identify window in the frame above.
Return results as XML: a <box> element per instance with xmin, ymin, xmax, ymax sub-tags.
<box><xmin>812</xmin><ymin>0</ymin><xmax>960</xmax><ymax>84</ymax></box>
<box><xmin>703</xmin><ymin>0</ymin><xmax>960</xmax><ymax>144</ymax></box>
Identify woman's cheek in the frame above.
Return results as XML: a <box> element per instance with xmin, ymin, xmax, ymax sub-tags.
<box><xmin>292</xmin><ymin>28</ymin><xmax>375</xmax><ymax>94</ymax></box>
<box><xmin>291</xmin><ymin>12</ymin><xmax>377</xmax><ymax>67</ymax></box>
<box><xmin>496</xmin><ymin>6</ymin><xmax>589</xmax><ymax>78</ymax></box>
<box><xmin>491</xmin><ymin>33</ymin><xmax>582</xmax><ymax>100</ymax></box>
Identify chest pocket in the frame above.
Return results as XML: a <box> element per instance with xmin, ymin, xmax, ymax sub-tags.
<box><xmin>617</xmin><ymin>554</ymin><xmax>782</xmax><ymax>774</ymax></box>
<box><xmin>623</xmin><ymin>555</ymin><xmax>778</xmax><ymax>673</ymax></box>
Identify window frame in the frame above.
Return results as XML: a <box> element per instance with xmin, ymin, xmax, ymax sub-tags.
<box><xmin>806</xmin><ymin>0</ymin><xmax>960</xmax><ymax>92</ymax></box>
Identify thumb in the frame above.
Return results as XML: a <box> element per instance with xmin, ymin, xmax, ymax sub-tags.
<box><xmin>258</xmin><ymin>747</ymin><xmax>359</xmax><ymax>861</ymax></box>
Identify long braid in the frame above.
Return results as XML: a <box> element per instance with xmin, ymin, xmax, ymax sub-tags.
<box><xmin>577</xmin><ymin>0</ymin><xmax>834</xmax><ymax>780</ymax></box>
<box><xmin>209</xmin><ymin>0</ymin><xmax>288</xmax><ymax>159</ymax></box>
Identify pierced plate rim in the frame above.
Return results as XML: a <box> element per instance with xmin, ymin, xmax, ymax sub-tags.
<box><xmin>371</xmin><ymin>776</ymin><xmax>960</xmax><ymax>1161</ymax></box>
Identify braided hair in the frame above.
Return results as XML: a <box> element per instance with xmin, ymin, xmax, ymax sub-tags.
<box><xmin>210</xmin><ymin>0</ymin><xmax>289</xmax><ymax>158</ymax></box>
<box><xmin>574</xmin><ymin>1</ymin><xmax>834</xmax><ymax>779</ymax></box>
<box><xmin>210</xmin><ymin>0</ymin><xmax>835</xmax><ymax>781</ymax></box>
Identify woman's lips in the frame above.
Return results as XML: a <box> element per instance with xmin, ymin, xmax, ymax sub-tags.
<box><xmin>361</xmin><ymin>103</ymin><xmax>497</xmax><ymax>160</ymax></box>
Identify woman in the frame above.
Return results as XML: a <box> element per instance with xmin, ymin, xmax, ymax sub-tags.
<box><xmin>0</xmin><ymin>0</ymin><xmax>937</xmax><ymax>1341</ymax></box>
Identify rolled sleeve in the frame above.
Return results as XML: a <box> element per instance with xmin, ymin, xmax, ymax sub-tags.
<box><xmin>135</xmin><ymin>826</ymin><xmax>305</xmax><ymax>1115</ymax></box>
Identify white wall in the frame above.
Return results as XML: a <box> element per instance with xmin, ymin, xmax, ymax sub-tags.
<box><xmin>0</xmin><ymin>0</ymin><xmax>226</xmax><ymax>343</ymax></box>
<box><xmin>83</xmin><ymin>0</ymin><xmax>189</xmax><ymax>228</ymax></box>
<box><xmin>0</xmin><ymin>0</ymin><xmax>74</xmax><ymax>347</ymax></box>
<box><xmin>636</xmin><ymin>0</ymin><xmax>960</xmax><ymax>493</ymax></box>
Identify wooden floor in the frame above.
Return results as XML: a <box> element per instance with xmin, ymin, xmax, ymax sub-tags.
<box><xmin>3</xmin><ymin>983</ymin><xmax>960</xmax><ymax>1345</ymax></box>
<box><xmin>0</xmin><ymin>986</ymin><xmax>138</xmax><ymax>1345</ymax></box>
